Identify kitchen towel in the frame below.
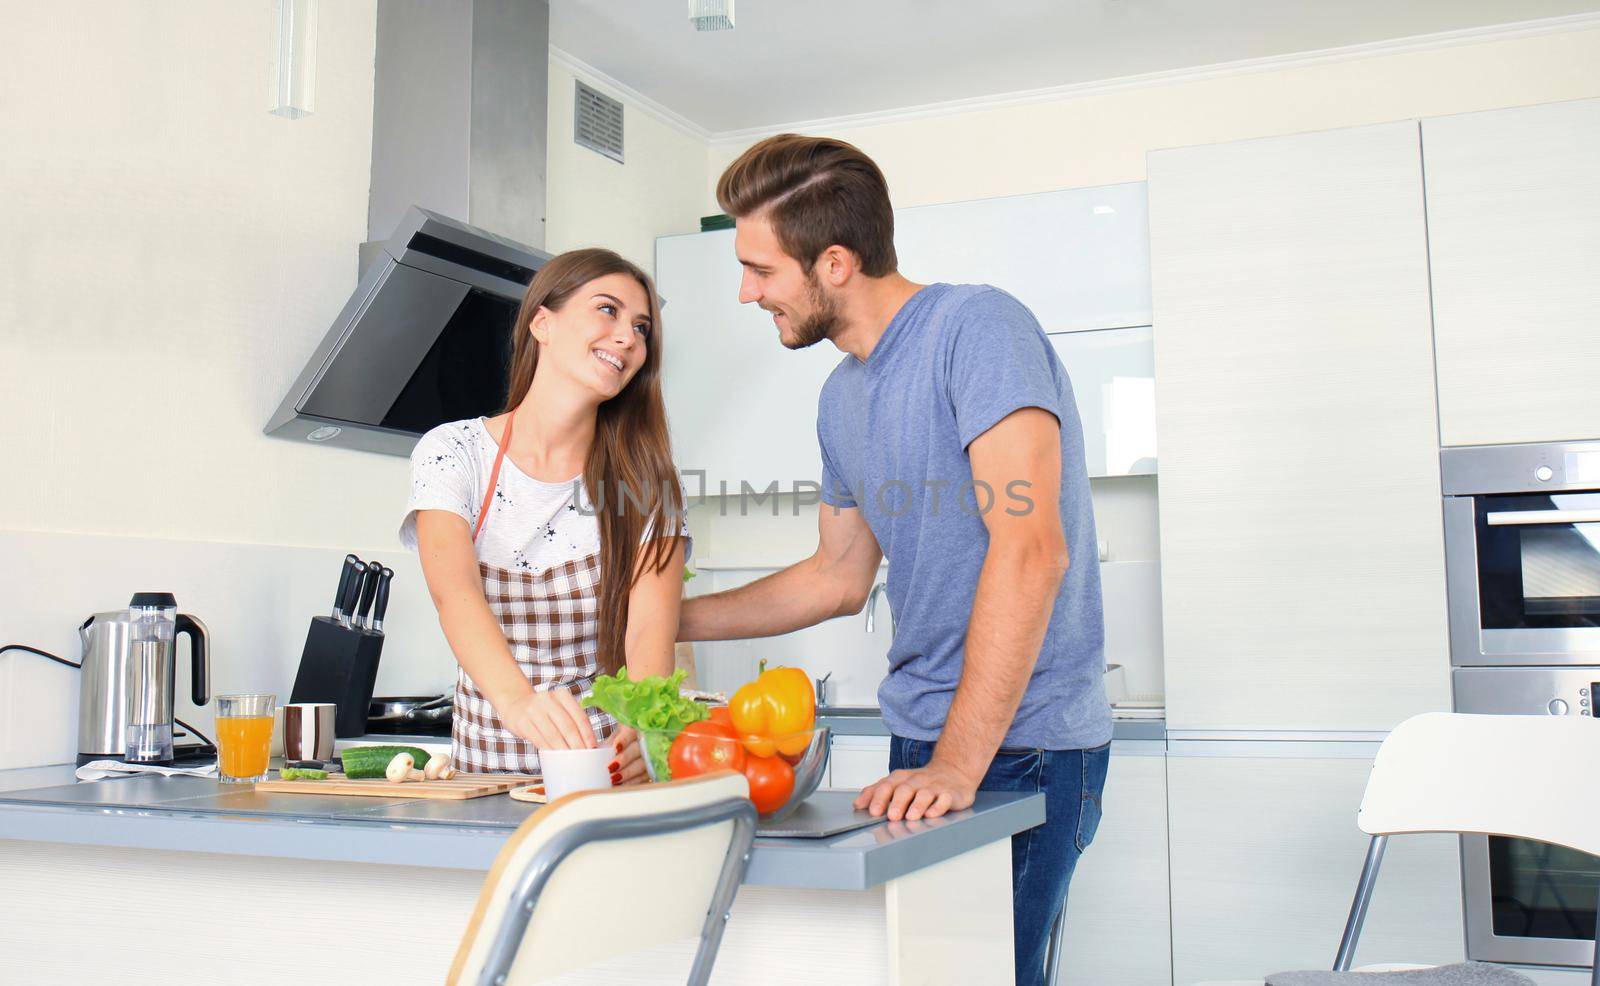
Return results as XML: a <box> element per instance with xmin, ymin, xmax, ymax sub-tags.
<box><xmin>75</xmin><ymin>760</ymin><xmax>217</xmax><ymax>781</ymax></box>
<box><xmin>1266</xmin><ymin>964</ymin><xmax>1535</xmax><ymax>986</ymax></box>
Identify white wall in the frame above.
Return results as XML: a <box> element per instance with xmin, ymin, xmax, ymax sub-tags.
<box><xmin>708</xmin><ymin>23</ymin><xmax>1600</xmax><ymax>205</ymax></box>
<box><xmin>2</xmin><ymin>1</ymin><xmax>398</xmax><ymax>550</ymax></box>
<box><xmin>544</xmin><ymin>55</ymin><xmax>711</xmax><ymax>275</ymax></box>
<box><xmin>0</xmin><ymin>2</ymin><xmax>448</xmax><ymax>769</ymax></box>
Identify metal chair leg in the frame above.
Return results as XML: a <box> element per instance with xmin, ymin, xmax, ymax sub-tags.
<box><xmin>1334</xmin><ymin>834</ymin><xmax>1388</xmax><ymax>972</ymax></box>
<box><xmin>1043</xmin><ymin>904</ymin><xmax>1069</xmax><ymax>985</ymax></box>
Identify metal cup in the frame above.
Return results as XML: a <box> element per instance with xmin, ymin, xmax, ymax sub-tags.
<box><xmin>282</xmin><ymin>702</ymin><xmax>337</xmax><ymax>761</ymax></box>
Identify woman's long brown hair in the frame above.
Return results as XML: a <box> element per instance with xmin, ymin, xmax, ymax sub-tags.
<box><xmin>500</xmin><ymin>248</ymin><xmax>684</xmax><ymax>676</ymax></box>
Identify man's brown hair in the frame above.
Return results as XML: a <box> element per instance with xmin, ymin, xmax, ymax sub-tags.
<box><xmin>715</xmin><ymin>133</ymin><xmax>898</xmax><ymax>277</ymax></box>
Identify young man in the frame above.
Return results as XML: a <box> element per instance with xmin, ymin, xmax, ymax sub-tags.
<box><xmin>677</xmin><ymin>134</ymin><xmax>1111</xmax><ymax>986</ymax></box>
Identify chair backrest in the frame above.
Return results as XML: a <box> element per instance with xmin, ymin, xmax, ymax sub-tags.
<box><xmin>1358</xmin><ymin>712</ymin><xmax>1600</xmax><ymax>855</ymax></box>
<box><xmin>448</xmin><ymin>770</ymin><xmax>752</xmax><ymax>986</ymax></box>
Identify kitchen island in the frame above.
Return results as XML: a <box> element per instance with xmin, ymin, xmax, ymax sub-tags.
<box><xmin>0</xmin><ymin>764</ymin><xmax>1041</xmax><ymax>985</ymax></box>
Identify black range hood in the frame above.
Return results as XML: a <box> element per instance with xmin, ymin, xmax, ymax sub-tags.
<box><xmin>263</xmin><ymin>207</ymin><xmax>550</xmax><ymax>456</ymax></box>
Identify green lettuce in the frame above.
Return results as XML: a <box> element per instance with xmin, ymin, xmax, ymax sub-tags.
<box><xmin>581</xmin><ymin>668</ymin><xmax>707</xmax><ymax>780</ymax></box>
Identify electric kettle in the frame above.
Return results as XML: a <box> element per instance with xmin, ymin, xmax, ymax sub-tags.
<box><xmin>77</xmin><ymin>592</ymin><xmax>211</xmax><ymax>765</ymax></box>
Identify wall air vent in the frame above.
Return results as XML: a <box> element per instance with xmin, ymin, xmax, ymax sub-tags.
<box><xmin>574</xmin><ymin>80</ymin><xmax>624</xmax><ymax>164</ymax></box>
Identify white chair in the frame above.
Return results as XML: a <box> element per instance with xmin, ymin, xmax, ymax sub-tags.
<box><xmin>1198</xmin><ymin>712</ymin><xmax>1600</xmax><ymax>985</ymax></box>
<box><xmin>448</xmin><ymin>770</ymin><xmax>757</xmax><ymax>986</ymax></box>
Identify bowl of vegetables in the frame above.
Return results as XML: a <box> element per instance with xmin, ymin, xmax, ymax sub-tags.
<box><xmin>645</xmin><ymin>719</ymin><xmax>830</xmax><ymax>822</ymax></box>
<box><xmin>583</xmin><ymin>663</ymin><xmax>829</xmax><ymax>822</ymax></box>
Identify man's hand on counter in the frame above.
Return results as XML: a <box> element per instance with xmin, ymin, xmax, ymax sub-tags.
<box><xmin>854</xmin><ymin>758</ymin><xmax>979</xmax><ymax>822</ymax></box>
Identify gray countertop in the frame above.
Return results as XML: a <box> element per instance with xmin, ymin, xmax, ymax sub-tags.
<box><xmin>818</xmin><ymin>708</ymin><xmax>1167</xmax><ymax>742</ymax></box>
<box><xmin>0</xmin><ymin>766</ymin><xmax>1042</xmax><ymax>892</ymax></box>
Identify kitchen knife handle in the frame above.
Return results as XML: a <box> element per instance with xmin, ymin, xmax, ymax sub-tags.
<box><xmin>332</xmin><ymin>553</ymin><xmax>360</xmax><ymax>621</ymax></box>
<box><xmin>355</xmin><ymin>560</ymin><xmax>382</xmax><ymax>628</ymax></box>
<box><xmin>372</xmin><ymin>567</ymin><xmax>394</xmax><ymax>633</ymax></box>
<box><xmin>339</xmin><ymin>556</ymin><xmax>365</xmax><ymax>626</ymax></box>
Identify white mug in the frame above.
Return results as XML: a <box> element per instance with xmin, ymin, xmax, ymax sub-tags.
<box><xmin>283</xmin><ymin>702</ymin><xmax>337</xmax><ymax>761</ymax></box>
<box><xmin>537</xmin><ymin>747</ymin><xmax>613</xmax><ymax>801</ymax></box>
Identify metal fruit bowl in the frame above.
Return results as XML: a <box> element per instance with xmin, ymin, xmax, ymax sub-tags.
<box><xmin>637</xmin><ymin>725</ymin><xmax>831</xmax><ymax>822</ymax></box>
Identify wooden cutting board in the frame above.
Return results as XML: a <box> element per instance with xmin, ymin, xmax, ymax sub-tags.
<box><xmin>254</xmin><ymin>773</ymin><xmax>541</xmax><ymax>800</ymax></box>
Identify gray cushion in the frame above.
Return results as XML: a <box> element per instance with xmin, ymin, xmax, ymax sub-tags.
<box><xmin>1265</xmin><ymin>963</ymin><xmax>1536</xmax><ymax>986</ymax></box>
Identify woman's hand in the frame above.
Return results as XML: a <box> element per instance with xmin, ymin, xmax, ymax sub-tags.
<box><xmin>608</xmin><ymin>726</ymin><xmax>649</xmax><ymax>786</ymax></box>
<box><xmin>500</xmin><ymin>689</ymin><xmax>597</xmax><ymax>750</ymax></box>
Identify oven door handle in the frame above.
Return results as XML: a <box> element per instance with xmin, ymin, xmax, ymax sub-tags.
<box><xmin>1485</xmin><ymin>509</ymin><xmax>1600</xmax><ymax>526</ymax></box>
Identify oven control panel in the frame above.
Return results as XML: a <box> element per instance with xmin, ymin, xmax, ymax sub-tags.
<box><xmin>1453</xmin><ymin>667</ymin><xmax>1598</xmax><ymax>716</ymax></box>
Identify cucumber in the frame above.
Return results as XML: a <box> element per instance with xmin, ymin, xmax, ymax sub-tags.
<box><xmin>341</xmin><ymin>745</ymin><xmax>436</xmax><ymax>779</ymax></box>
<box><xmin>278</xmin><ymin>767</ymin><xmax>328</xmax><ymax>781</ymax></box>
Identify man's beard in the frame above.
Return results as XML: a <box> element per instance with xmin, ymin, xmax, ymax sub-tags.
<box><xmin>781</xmin><ymin>268</ymin><xmax>842</xmax><ymax>350</ymax></box>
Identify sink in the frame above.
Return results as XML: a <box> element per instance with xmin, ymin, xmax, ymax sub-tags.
<box><xmin>816</xmin><ymin>706</ymin><xmax>881</xmax><ymax>718</ymax></box>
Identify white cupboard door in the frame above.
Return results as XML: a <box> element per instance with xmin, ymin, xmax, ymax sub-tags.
<box><xmin>656</xmin><ymin>230</ymin><xmax>842</xmax><ymax>494</ymax></box>
<box><xmin>1147</xmin><ymin>121</ymin><xmax>1451</xmax><ymax>731</ymax></box>
<box><xmin>827</xmin><ymin>735</ymin><xmax>891</xmax><ymax>791</ymax></box>
<box><xmin>1048</xmin><ymin>325</ymin><xmax>1157</xmax><ymax>478</ymax></box>
<box><xmin>1060</xmin><ymin>748</ymin><xmax>1171</xmax><ymax>986</ymax></box>
<box><xmin>894</xmin><ymin>182</ymin><xmax>1152</xmax><ymax>334</ymax></box>
<box><xmin>1167</xmin><ymin>751</ymin><xmax>1463</xmax><ymax>985</ymax></box>
<box><xmin>1423</xmin><ymin>97</ymin><xmax>1600</xmax><ymax>448</ymax></box>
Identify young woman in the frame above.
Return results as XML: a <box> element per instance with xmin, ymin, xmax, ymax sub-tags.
<box><xmin>401</xmin><ymin>248</ymin><xmax>687</xmax><ymax>782</ymax></box>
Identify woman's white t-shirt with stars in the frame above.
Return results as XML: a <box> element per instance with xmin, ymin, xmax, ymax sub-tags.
<box><xmin>399</xmin><ymin>417</ymin><xmax>690</xmax><ymax>574</ymax></box>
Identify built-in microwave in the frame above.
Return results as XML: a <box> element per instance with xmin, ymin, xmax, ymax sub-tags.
<box><xmin>1442</xmin><ymin>441</ymin><xmax>1600</xmax><ymax>668</ymax></box>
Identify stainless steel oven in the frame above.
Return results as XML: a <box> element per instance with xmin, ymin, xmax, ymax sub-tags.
<box><xmin>1454</xmin><ymin>666</ymin><xmax>1600</xmax><ymax>967</ymax></box>
<box><xmin>1443</xmin><ymin>441</ymin><xmax>1600</xmax><ymax>668</ymax></box>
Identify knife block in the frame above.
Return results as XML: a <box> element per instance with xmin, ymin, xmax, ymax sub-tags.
<box><xmin>288</xmin><ymin>617</ymin><xmax>384</xmax><ymax>738</ymax></box>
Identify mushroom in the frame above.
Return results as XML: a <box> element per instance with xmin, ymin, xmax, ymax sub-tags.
<box><xmin>385</xmin><ymin>752</ymin><xmax>425</xmax><ymax>783</ymax></box>
<box><xmin>424</xmin><ymin>754</ymin><xmax>457</xmax><ymax>781</ymax></box>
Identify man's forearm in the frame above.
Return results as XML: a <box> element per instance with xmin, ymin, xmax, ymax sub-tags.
<box><xmin>933</xmin><ymin>541</ymin><xmax>1068</xmax><ymax>779</ymax></box>
<box><xmin>678</xmin><ymin>554</ymin><xmax>861</xmax><ymax>642</ymax></box>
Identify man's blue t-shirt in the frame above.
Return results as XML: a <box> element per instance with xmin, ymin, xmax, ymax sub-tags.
<box><xmin>817</xmin><ymin>283</ymin><xmax>1112</xmax><ymax>751</ymax></box>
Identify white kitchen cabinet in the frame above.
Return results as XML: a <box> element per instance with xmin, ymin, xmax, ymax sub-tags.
<box><xmin>656</xmin><ymin>228</ymin><xmax>841</xmax><ymax>494</ymax></box>
<box><xmin>1060</xmin><ymin>743</ymin><xmax>1172</xmax><ymax>986</ymax></box>
<box><xmin>826</xmin><ymin>734</ymin><xmax>891</xmax><ymax>790</ymax></box>
<box><xmin>1423</xmin><ymin>97</ymin><xmax>1600</xmax><ymax>448</ymax></box>
<box><xmin>657</xmin><ymin>182</ymin><xmax>1153</xmax><ymax>492</ymax></box>
<box><xmin>1049</xmin><ymin>325</ymin><xmax>1157</xmax><ymax>477</ymax></box>
<box><xmin>1167</xmin><ymin>748</ymin><xmax>1463</xmax><ymax>984</ymax></box>
<box><xmin>894</xmin><ymin>181</ymin><xmax>1152</xmax><ymax>333</ymax></box>
<box><xmin>1146</xmin><ymin>121</ymin><xmax>1452</xmax><ymax>731</ymax></box>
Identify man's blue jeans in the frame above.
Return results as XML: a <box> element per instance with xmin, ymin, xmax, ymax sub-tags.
<box><xmin>889</xmin><ymin>735</ymin><xmax>1111</xmax><ymax>986</ymax></box>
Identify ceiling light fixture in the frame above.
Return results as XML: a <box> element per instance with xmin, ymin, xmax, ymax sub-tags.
<box><xmin>689</xmin><ymin>0</ymin><xmax>734</xmax><ymax>32</ymax></box>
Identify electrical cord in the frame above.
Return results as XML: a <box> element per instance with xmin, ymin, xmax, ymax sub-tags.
<box><xmin>1</xmin><ymin>643</ymin><xmax>80</xmax><ymax>669</ymax></box>
<box><xmin>4</xmin><ymin>643</ymin><xmax>216</xmax><ymax>751</ymax></box>
<box><xmin>174</xmin><ymin>715</ymin><xmax>216</xmax><ymax>751</ymax></box>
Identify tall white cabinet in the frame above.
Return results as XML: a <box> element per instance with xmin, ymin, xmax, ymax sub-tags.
<box><xmin>1146</xmin><ymin>121</ymin><xmax>1452</xmax><ymax>732</ymax></box>
<box><xmin>1423</xmin><ymin>96</ymin><xmax>1600</xmax><ymax>448</ymax></box>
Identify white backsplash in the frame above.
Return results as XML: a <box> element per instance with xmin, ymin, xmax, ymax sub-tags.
<box><xmin>0</xmin><ymin>528</ymin><xmax>454</xmax><ymax>771</ymax></box>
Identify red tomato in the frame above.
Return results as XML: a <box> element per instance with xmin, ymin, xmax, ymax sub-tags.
<box><xmin>741</xmin><ymin>754</ymin><xmax>795</xmax><ymax>815</ymax></box>
<box><xmin>668</xmin><ymin>721</ymin><xmax>746</xmax><ymax>779</ymax></box>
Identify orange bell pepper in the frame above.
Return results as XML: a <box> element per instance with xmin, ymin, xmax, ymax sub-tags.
<box><xmin>729</xmin><ymin>661</ymin><xmax>816</xmax><ymax>758</ymax></box>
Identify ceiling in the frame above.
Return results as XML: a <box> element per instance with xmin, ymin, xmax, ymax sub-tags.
<box><xmin>549</xmin><ymin>0</ymin><xmax>1600</xmax><ymax>135</ymax></box>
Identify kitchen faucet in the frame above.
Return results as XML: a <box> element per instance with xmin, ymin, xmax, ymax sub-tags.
<box><xmin>865</xmin><ymin>581</ymin><xmax>895</xmax><ymax>636</ymax></box>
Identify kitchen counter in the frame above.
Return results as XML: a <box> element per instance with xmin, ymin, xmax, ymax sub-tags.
<box><xmin>818</xmin><ymin>706</ymin><xmax>1167</xmax><ymax>741</ymax></box>
<box><xmin>0</xmin><ymin>765</ymin><xmax>1041</xmax><ymax>891</ymax></box>
<box><xmin>0</xmin><ymin>765</ymin><xmax>1033</xmax><ymax>984</ymax></box>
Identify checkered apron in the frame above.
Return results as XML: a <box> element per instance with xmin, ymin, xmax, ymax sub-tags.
<box><xmin>452</xmin><ymin>413</ymin><xmax>616</xmax><ymax>774</ymax></box>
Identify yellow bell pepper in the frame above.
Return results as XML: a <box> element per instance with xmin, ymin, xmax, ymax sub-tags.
<box><xmin>729</xmin><ymin>661</ymin><xmax>816</xmax><ymax>758</ymax></box>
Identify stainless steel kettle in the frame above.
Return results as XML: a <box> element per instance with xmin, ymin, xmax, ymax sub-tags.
<box><xmin>78</xmin><ymin>593</ymin><xmax>210</xmax><ymax>765</ymax></box>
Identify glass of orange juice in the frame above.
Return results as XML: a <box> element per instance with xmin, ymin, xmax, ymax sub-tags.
<box><xmin>215</xmin><ymin>693</ymin><xmax>276</xmax><ymax>783</ymax></box>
